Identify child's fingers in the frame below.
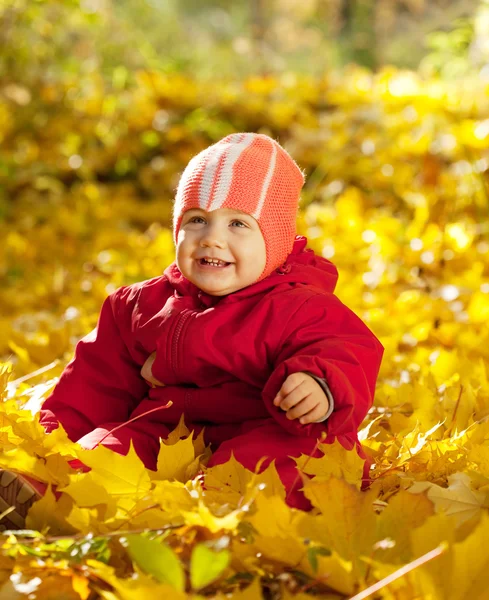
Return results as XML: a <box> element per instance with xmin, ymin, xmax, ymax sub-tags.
<box><xmin>299</xmin><ymin>404</ymin><xmax>328</xmax><ymax>424</ymax></box>
<box><xmin>285</xmin><ymin>396</ymin><xmax>317</xmax><ymax>420</ymax></box>
<box><xmin>273</xmin><ymin>373</ymin><xmax>307</xmax><ymax>407</ymax></box>
<box><xmin>274</xmin><ymin>379</ymin><xmax>308</xmax><ymax>410</ymax></box>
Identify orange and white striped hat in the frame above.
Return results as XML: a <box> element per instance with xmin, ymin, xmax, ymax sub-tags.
<box><xmin>173</xmin><ymin>132</ymin><xmax>305</xmax><ymax>281</ymax></box>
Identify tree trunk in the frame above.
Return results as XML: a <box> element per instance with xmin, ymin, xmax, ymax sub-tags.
<box><xmin>250</xmin><ymin>0</ymin><xmax>268</xmax><ymax>75</ymax></box>
<box><xmin>341</xmin><ymin>0</ymin><xmax>377</xmax><ymax>69</ymax></box>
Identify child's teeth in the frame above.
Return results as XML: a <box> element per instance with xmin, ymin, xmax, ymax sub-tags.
<box><xmin>204</xmin><ymin>259</ymin><xmax>226</xmax><ymax>266</ymax></box>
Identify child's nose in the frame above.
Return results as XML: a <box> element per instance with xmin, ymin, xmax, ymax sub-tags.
<box><xmin>200</xmin><ymin>225</ymin><xmax>227</xmax><ymax>247</ymax></box>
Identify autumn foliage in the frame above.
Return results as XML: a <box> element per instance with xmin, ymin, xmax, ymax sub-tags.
<box><xmin>2</xmin><ymin>58</ymin><xmax>489</xmax><ymax>599</ymax></box>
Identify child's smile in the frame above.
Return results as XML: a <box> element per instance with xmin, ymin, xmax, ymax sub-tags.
<box><xmin>176</xmin><ymin>207</ymin><xmax>267</xmax><ymax>296</ymax></box>
<box><xmin>197</xmin><ymin>257</ymin><xmax>232</xmax><ymax>269</ymax></box>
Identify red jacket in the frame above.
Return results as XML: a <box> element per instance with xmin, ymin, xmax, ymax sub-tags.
<box><xmin>40</xmin><ymin>236</ymin><xmax>384</xmax><ymax>509</ymax></box>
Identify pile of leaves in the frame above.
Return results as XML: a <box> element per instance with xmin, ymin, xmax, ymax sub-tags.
<box><xmin>2</xmin><ymin>56</ymin><xmax>489</xmax><ymax>597</ymax></box>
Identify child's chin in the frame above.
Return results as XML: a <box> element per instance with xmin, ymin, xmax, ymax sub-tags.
<box><xmin>198</xmin><ymin>281</ymin><xmax>245</xmax><ymax>296</ymax></box>
<box><xmin>199</xmin><ymin>284</ymin><xmax>233</xmax><ymax>296</ymax></box>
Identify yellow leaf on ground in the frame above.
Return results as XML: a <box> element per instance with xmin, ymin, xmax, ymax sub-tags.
<box><xmin>245</xmin><ymin>494</ymin><xmax>307</xmax><ymax>566</ymax></box>
<box><xmin>151</xmin><ymin>480</ymin><xmax>198</xmax><ymax>514</ymax></box>
<box><xmin>58</xmin><ymin>473</ymin><xmax>114</xmax><ymax>508</ymax></box>
<box><xmin>203</xmin><ymin>453</ymin><xmax>285</xmax><ymax>508</ymax></box>
<box><xmin>212</xmin><ymin>578</ymin><xmax>263</xmax><ymax>600</ymax></box>
<box><xmin>411</xmin><ymin>512</ymin><xmax>489</xmax><ymax>599</ymax></box>
<box><xmin>72</xmin><ymin>574</ymin><xmax>90</xmax><ymax>600</ymax></box>
<box><xmin>0</xmin><ymin>447</ymin><xmax>51</xmax><ymax>483</ymax></box>
<box><xmin>409</xmin><ymin>513</ymin><xmax>458</xmax><ymax>599</ymax></box>
<box><xmin>86</xmin><ymin>559</ymin><xmax>187</xmax><ymax>600</ymax></box>
<box><xmin>407</xmin><ymin>471</ymin><xmax>488</xmax><ymax>527</ymax></box>
<box><xmin>38</xmin><ymin>423</ymin><xmax>80</xmax><ymax>457</ymax></box>
<box><xmin>152</xmin><ymin>434</ymin><xmax>196</xmax><ymax>482</ymax></box>
<box><xmin>293</xmin><ymin>439</ymin><xmax>365</xmax><ymax>489</ymax></box>
<box><xmin>76</xmin><ymin>442</ymin><xmax>151</xmax><ymax>497</ymax></box>
<box><xmin>299</xmin><ymin>549</ymin><xmax>356</xmax><ymax>597</ymax></box>
<box><xmin>430</xmin><ymin>349</ymin><xmax>460</xmax><ymax>388</ymax></box>
<box><xmin>300</xmin><ymin>477</ymin><xmax>377</xmax><ymax>580</ymax></box>
<box><xmin>376</xmin><ymin>488</ymin><xmax>435</xmax><ymax>563</ymax></box>
<box><xmin>182</xmin><ymin>501</ymin><xmax>243</xmax><ymax>533</ymax></box>
<box><xmin>467</xmin><ymin>443</ymin><xmax>489</xmax><ymax>478</ymax></box>
<box><xmin>164</xmin><ymin>414</ymin><xmax>191</xmax><ymax>445</ymax></box>
<box><xmin>26</xmin><ymin>485</ymin><xmax>76</xmax><ymax>536</ymax></box>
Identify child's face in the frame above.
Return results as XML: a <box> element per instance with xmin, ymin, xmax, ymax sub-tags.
<box><xmin>176</xmin><ymin>207</ymin><xmax>267</xmax><ymax>296</ymax></box>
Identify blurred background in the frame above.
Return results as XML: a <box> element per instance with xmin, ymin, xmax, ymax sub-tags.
<box><xmin>2</xmin><ymin>0</ymin><xmax>489</xmax><ymax>81</ymax></box>
<box><xmin>1</xmin><ymin>0</ymin><xmax>489</xmax><ymax>389</ymax></box>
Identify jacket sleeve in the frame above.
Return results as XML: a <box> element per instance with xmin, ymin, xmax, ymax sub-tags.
<box><xmin>262</xmin><ymin>292</ymin><xmax>384</xmax><ymax>438</ymax></box>
<box><xmin>38</xmin><ymin>287</ymin><xmax>148</xmax><ymax>443</ymax></box>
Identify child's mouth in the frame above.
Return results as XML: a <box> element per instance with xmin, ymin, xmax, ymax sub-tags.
<box><xmin>197</xmin><ymin>258</ymin><xmax>232</xmax><ymax>269</ymax></box>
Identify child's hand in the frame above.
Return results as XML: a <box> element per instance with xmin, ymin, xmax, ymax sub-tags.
<box><xmin>141</xmin><ymin>352</ymin><xmax>165</xmax><ymax>387</ymax></box>
<box><xmin>273</xmin><ymin>372</ymin><xmax>329</xmax><ymax>424</ymax></box>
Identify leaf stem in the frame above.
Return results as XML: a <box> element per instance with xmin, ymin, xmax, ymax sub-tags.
<box><xmin>96</xmin><ymin>402</ymin><xmax>173</xmax><ymax>446</ymax></box>
<box><xmin>348</xmin><ymin>542</ymin><xmax>447</xmax><ymax>600</ymax></box>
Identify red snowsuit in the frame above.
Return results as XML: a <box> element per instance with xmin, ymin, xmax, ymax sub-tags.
<box><xmin>39</xmin><ymin>236</ymin><xmax>384</xmax><ymax>509</ymax></box>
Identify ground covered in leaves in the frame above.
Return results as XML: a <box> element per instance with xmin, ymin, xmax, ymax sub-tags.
<box><xmin>1</xmin><ymin>62</ymin><xmax>489</xmax><ymax>599</ymax></box>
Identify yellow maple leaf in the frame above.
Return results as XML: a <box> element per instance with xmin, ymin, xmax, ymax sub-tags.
<box><xmin>467</xmin><ymin>443</ymin><xmax>489</xmax><ymax>479</ymax></box>
<box><xmin>151</xmin><ymin>434</ymin><xmax>196</xmax><ymax>483</ymax></box>
<box><xmin>86</xmin><ymin>559</ymin><xmax>187</xmax><ymax>600</ymax></box>
<box><xmin>410</xmin><ymin>511</ymin><xmax>489</xmax><ymax>599</ymax></box>
<box><xmin>293</xmin><ymin>439</ymin><xmax>365</xmax><ymax>489</ymax></box>
<box><xmin>26</xmin><ymin>485</ymin><xmax>76</xmax><ymax>536</ymax></box>
<box><xmin>366</xmin><ymin>557</ymin><xmax>429</xmax><ymax>600</ymax></box>
<box><xmin>393</xmin><ymin>420</ymin><xmax>445</xmax><ymax>466</ymax></box>
<box><xmin>58</xmin><ymin>472</ymin><xmax>114</xmax><ymax>508</ymax></box>
<box><xmin>72</xmin><ymin>574</ymin><xmax>90</xmax><ymax>600</ymax></box>
<box><xmin>240</xmin><ymin>494</ymin><xmax>356</xmax><ymax>596</ymax></box>
<box><xmin>0</xmin><ymin>364</ymin><xmax>12</xmax><ymax>402</ymax></box>
<box><xmin>376</xmin><ymin>488</ymin><xmax>435</xmax><ymax>563</ymax></box>
<box><xmin>203</xmin><ymin>453</ymin><xmax>286</xmax><ymax>508</ymax></box>
<box><xmin>299</xmin><ymin>477</ymin><xmax>377</xmax><ymax>580</ymax></box>
<box><xmin>299</xmin><ymin>549</ymin><xmax>356</xmax><ymax>597</ymax></box>
<box><xmin>407</xmin><ymin>471</ymin><xmax>488</xmax><ymax>527</ymax></box>
<box><xmin>245</xmin><ymin>494</ymin><xmax>307</xmax><ymax>566</ymax></box>
<box><xmin>151</xmin><ymin>480</ymin><xmax>198</xmax><ymax>514</ymax></box>
<box><xmin>164</xmin><ymin>414</ymin><xmax>191</xmax><ymax>445</ymax></box>
<box><xmin>38</xmin><ymin>422</ymin><xmax>80</xmax><ymax>458</ymax></box>
<box><xmin>65</xmin><ymin>504</ymin><xmax>110</xmax><ymax>535</ymax></box>
<box><xmin>181</xmin><ymin>501</ymin><xmax>243</xmax><ymax>533</ymax></box>
<box><xmin>430</xmin><ymin>349</ymin><xmax>460</xmax><ymax>388</ymax></box>
<box><xmin>0</xmin><ymin>447</ymin><xmax>51</xmax><ymax>483</ymax></box>
<box><xmin>193</xmin><ymin>427</ymin><xmax>209</xmax><ymax>460</ymax></box>
<box><xmin>76</xmin><ymin>442</ymin><xmax>151</xmax><ymax>497</ymax></box>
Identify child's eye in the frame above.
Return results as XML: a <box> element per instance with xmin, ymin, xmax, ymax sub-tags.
<box><xmin>188</xmin><ymin>217</ymin><xmax>246</xmax><ymax>228</ymax></box>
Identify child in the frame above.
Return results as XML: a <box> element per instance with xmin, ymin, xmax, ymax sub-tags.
<box><xmin>3</xmin><ymin>133</ymin><xmax>384</xmax><ymax>527</ymax></box>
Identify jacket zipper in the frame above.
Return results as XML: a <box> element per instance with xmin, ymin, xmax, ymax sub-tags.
<box><xmin>171</xmin><ymin>310</ymin><xmax>192</xmax><ymax>379</ymax></box>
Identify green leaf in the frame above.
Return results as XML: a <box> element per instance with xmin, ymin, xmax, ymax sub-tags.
<box><xmin>126</xmin><ymin>534</ymin><xmax>185</xmax><ymax>591</ymax></box>
<box><xmin>190</xmin><ymin>543</ymin><xmax>230</xmax><ymax>591</ymax></box>
<box><xmin>307</xmin><ymin>545</ymin><xmax>332</xmax><ymax>573</ymax></box>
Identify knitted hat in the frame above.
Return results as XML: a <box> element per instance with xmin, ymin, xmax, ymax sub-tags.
<box><xmin>172</xmin><ymin>132</ymin><xmax>305</xmax><ymax>282</ymax></box>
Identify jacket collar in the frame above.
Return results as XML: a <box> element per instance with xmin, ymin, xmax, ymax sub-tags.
<box><xmin>163</xmin><ymin>235</ymin><xmax>339</xmax><ymax>308</ymax></box>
